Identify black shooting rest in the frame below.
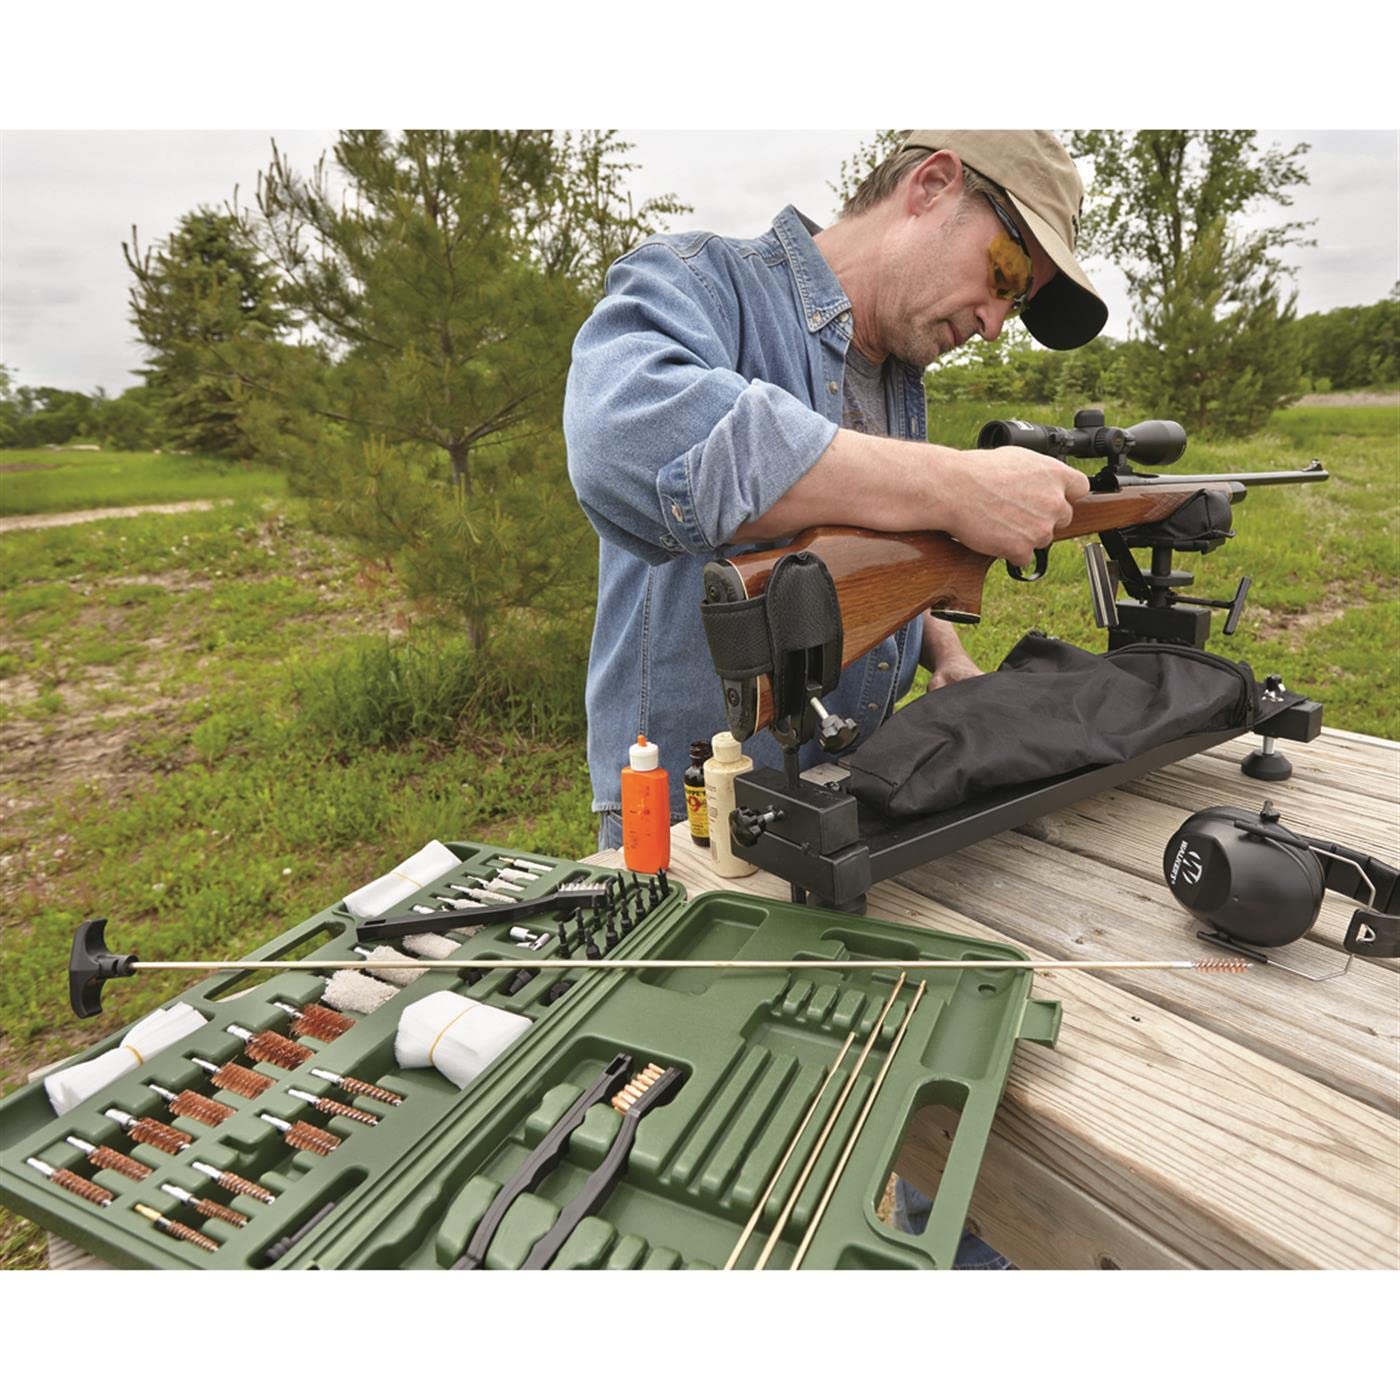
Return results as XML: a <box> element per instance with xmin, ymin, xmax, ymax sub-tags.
<box><xmin>732</xmin><ymin>687</ymin><xmax>1323</xmax><ymax>911</ymax></box>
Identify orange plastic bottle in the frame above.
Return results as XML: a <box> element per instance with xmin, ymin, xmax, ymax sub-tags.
<box><xmin>621</xmin><ymin>734</ymin><xmax>671</xmax><ymax>874</ymax></box>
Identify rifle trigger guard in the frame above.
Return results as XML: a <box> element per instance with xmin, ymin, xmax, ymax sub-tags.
<box><xmin>1006</xmin><ymin>547</ymin><xmax>1049</xmax><ymax>584</ymax></box>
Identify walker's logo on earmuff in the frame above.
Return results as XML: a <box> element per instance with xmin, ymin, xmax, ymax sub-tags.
<box><xmin>1169</xmin><ymin>840</ymin><xmax>1204</xmax><ymax>886</ymax></box>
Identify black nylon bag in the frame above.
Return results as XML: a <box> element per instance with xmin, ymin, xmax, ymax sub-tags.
<box><xmin>846</xmin><ymin>632</ymin><xmax>1259</xmax><ymax>819</ymax></box>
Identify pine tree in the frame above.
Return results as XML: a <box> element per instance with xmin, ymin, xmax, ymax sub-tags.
<box><xmin>125</xmin><ymin>209</ymin><xmax>287</xmax><ymax>455</ymax></box>
<box><xmin>229</xmin><ymin>130</ymin><xmax>687</xmax><ymax>653</ymax></box>
<box><xmin>1127</xmin><ymin>218</ymin><xmax>1302</xmax><ymax>437</ymax></box>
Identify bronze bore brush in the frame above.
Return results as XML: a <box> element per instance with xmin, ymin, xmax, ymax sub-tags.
<box><xmin>149</xmin><ymin>1082</ymin><xmax>235</xmax><ymax>1127</ymax></box>
<box><xmin>192</xmin><ymin>1056</ymin><xmax>273</xmax><ymax>1099</ymax></box>
<box><xmin>133</xmin><ymin>1202</ymin><xmax>219</xmax><ymax>1253</ymax></box>
<box><xmin>192</xmin><ymin>1160</ymin><xmax>276</xmax><ymax>1204</ymax></box>
<box><xmin>66</xmin><ymin>1134</ymin><xmax>151</xmax><ymax>1182</ymax></box>
<box><xmin>287</xmin><ymin>1087</ymin><xmax>379</xmax><ymax>1126</ymax></box>
<box><xmin>309</xmin><ymin>1067</ymin><xmax>402</xmax><ymax>1106</ymax></box>
<box><xmin>104</xmin><ymin>1108</ymin><xmax>191</xmax><ymax>1155</ymax></box>
<box><xmin>272</xmin><ymin>999</ymin><xmax>355</xmax><ymax>1042</ymax></box>
<box><xmin>229</xmin><ymin>1024</ymin><xmax>312</xmax><ymax>1070</ymax></box>
<box><xmin>160</xmin><ymin>1183</ymin><xmax>249</xmax><ymax>1227</ymax></box>
<box><xmin>259</xmin><ymin>1112</ymin><xmax>340</xmax><ymax>1156</ymax></box>
<box><xmin>27</xmin><ymin>1157</ymin><xmax>113</xmax><ymax>1207</ymax></box>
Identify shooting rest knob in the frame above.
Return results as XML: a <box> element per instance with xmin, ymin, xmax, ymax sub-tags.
<box><xmin>809</xmin><ymin>697</ymin><xmax>858</xmax><ymax>753</ymax></box>
<box><xmin>731</xmin><ymin>806</ymin><xmax>784</xmax><ymax>848</ymax></box>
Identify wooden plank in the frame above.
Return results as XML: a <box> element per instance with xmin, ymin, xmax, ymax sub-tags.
<box><xmin>626</xmin><ymin>829</ymin><xmax>1400</xmax><ymax>1268</ymax></box>
<box><xmin>895</xmin><ymin>833</ymin><xmax>1398</xmax><ymax>1114</ymax></box>
<box><xmin>1320</xmin><ymin>725</ymin><xmax>1400</xmax><ymax>753</ymax></box>
<box><xmin>1123</xmin><ymin>756</ymin><xmax>1400</xmax><ymax>834</ymax></box>
<box><xmin>1175</xmin><ymin>732</ymin><xmax>1400</xmax><ymax>799</ymax></box>
<box><xmin>894</xmin><ymin>1106</ymin><xmax>1193</xmax><ymax>1270</ymax></box>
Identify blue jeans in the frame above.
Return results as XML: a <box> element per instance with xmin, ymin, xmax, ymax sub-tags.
<box><xmin>596</xmin><ymin>811</ymin><xmax>624</xmax><ymax>853</ymax></box>
<box><xmin>894</xmin><ymin>1179</ymin><xmax>1014</xmax><ymax>1270</ymax></box>
<box><xmin>599</xmin><ymin>819</ymin><xmax>1012</xmax><ymax>1270</ymax></box>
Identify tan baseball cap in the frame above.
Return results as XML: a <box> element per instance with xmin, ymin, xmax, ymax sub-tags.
<box><xmin>900</xmin><ymin>129</ymin><xmax>1107</xmax><ymax>350</ymax></box>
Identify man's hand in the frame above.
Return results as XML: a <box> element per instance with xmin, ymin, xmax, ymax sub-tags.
<box><xmin>920</xmin><ymin>613</ymin><xmax>983</xmax><ymax>692</ymax></box>
<box><xmin>938</xmin><ymin>446</ymin><xmax>1090</xmax><ymax>569</ymax></box>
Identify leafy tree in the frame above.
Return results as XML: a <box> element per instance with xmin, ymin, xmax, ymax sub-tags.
<box><xmin>0</xmin><ymin>384</ymin><xmax>106</xmax><ymax>448</ymax></box>
<box><xmin>230</xmin><ymin>129</ymin><xmax>687</xmax><ymax>652</ymax></box>
<box><xmin>1066</xmin><ymin>130</ymin><xmax>1312</xmax><ymax>433</ymax></box>
<box><xmin>1296</xmin><ymin>297</ymin><xmax>1399</xmax><ymax>390</ymax></box>
<box><xmin>100</xmin><ymin>384</ymin><xmax>162</xmax><ymax>451</ymax></box>
<box><xmin>829</xmin><ymin>129</ymin><xmax>904</xmax><ymax>208</ymax></box>
<box><xmin>124</xmin><ymin>209</ymin><xmax>288</xmax><ymax>456</ymax></box>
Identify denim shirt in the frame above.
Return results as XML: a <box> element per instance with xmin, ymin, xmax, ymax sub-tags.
<box><xmin>564</xmin><ymin>206</ymin><xmax>926</xmax><ymax>822</ymax></box>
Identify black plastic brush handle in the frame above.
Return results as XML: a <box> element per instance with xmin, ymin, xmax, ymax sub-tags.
<box><xmin>520</xmin><ymin>1066</ymin><xmax>685</xmax><ymax>1271</ymax></box>
<box><xmin>452</xmin><ymin>1054</ymin><xmax>634</xmax><ymax>1270</ymax></box>
<box><xmin>356</xmin><ymin>887</ymin><xmax>610</xmax><ymax>942</ymax></box>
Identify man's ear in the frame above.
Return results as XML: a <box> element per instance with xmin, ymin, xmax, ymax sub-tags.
<box><xmin>904</xmin><ymin>150</ymin><xmax>964</xmax><ymax>216</ymax></box>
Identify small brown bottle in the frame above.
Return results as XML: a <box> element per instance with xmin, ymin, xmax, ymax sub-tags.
<box><xmin>684</xmin><ymin>740</ymin><xmax>713</xmax><ymax>846</ymax></box>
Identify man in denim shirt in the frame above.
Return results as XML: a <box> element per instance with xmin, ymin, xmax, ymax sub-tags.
<box><xmin>566</xmin><ymin>130</ymin><xmax>1105</xmax><ymax>855</ymax></box>
<box><xmin>565</xmin><ymin>131</ymin><xmax>1106</xmax><ymax>1269</ymax></box>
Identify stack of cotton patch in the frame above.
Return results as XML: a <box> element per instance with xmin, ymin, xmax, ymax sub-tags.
<box><xmin>393</xmin><ymin>990</ymin><xmax>531</xmax><ymax>1089</ymax></box>
<box><xmin>45</xmin><ymin>1003</ymin><xmax>208</xmax><ymax>1114</ymax></box>
<box><xmin>343</xmin><ymin>841</ymin><xmax>461</xmax><ymax>918</ymax></box>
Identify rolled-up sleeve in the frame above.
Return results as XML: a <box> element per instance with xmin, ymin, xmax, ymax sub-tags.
<box><xmin>564</xmin><ymin>242</ymin><xmax>838</xmax><ymax>565</ymax></box>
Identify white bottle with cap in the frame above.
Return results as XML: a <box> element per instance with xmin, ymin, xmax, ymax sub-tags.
<box><xmin>703</xmin><ymin>730</ymin><xmax>757</xmax><ymax>878</ymax></box>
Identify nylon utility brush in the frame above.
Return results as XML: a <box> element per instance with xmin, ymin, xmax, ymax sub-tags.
<box><xmin>192</xmin><ymin>1160</ymin><xmax>276</xmax><ymax>1204</ymax></box>
<box><xmin>228</xmin><ymin>1024</ymin><xmax>312</xmax><ymax>1070</ymax></box>
<box><xmin>259</xmin><ymin>1112</ymin><xmax>341</xmax><ymax>1156</ymax></box>
<box><xmin>65</xmin><ymin>1135</ymin><xmax>151</xmax><ymax>1182</ymax></box>
<box><xmin>103</xmin><ymin>1107</ymin><xmax>192</xmax><ymax>1155</ymax></box>
<box><xmin>191</xmin><ymin>1057</ymin><xmax>273</xmax><ymax>1100</ymax></box>
<box><xmin>133</xmin><ymin>1202</ymin><xmax>219</xmax><ymax>1253</ymax></box>
<box><xmin>159</xmin><ymin>1183</ymin><xmax>249</xmax><ymax>1228</ymax></box>
<box><xmin>148</xmin><ymin>1082</ymin><xmax>235</xmax><ymax>1128</ymax></box>
<box><xmin>272</xmin><ymin>1000</ymin><xmax>355</xmax><ymax>1043</ymax></box>
<box><xmin>27</xmin><ymin>1157</ymin><xmax>113</xmax><ymax>1208</ymax></box>
<box><xmin>522</xmin><ymin>1060</ymin><xmax>686</xmax><ymax>1271</ymax></box>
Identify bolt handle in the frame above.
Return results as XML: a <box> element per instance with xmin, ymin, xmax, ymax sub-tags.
<box><xmin>70</xmin><ymin>919</ymin><xmax>137</xmax><ymax>1019</ymax></box>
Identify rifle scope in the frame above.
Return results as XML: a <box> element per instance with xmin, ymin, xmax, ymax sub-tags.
<box><xmin>977</xmin><ymin>408</ymin><xmax>1187</xmax><ymax>468</ymax></box>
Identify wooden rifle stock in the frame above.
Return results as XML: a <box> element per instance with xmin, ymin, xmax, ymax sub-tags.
<box><xmin>709</xmin><ymin>480</ymin><xmax>1219</xmax><ymax>737</ymax></box>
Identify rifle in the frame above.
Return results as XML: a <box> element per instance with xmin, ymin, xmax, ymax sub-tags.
<box><xmin>700</xmin><ymin>410</ymin><xmax>1328</xmax><ymax>747</ymax></box>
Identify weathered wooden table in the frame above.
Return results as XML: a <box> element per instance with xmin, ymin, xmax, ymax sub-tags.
<box><xmin>591</xmin><ymin>727</ymin><xmax>1400</xmax><ymax>1269</ymax></box>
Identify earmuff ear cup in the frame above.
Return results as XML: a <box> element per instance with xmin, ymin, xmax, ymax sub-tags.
<box><xmin>1163</xmin><ymin>806</ymin><xmax>1326</xmax><ymax>947</ymax></box>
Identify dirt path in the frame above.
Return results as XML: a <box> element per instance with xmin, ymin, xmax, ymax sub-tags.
<box><xmin>0</xmin><ymin>499</ymin><xmax>230</xmax><ymax>533</ymax></box>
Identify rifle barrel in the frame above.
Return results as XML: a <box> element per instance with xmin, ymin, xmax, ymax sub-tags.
<box><xmin>1111</xmin><ymin>466</ymin><xmax>1329</xmax><ymax>489</ymax></box>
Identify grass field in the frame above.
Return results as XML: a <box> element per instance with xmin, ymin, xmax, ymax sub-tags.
<box><xmin>0</xmin><ymin>448</ymin><xmax>284</xmax><ymax>514</ymax></box>
<box><xmin>0</xmin><ymin>401</ymin><xmax>1395</xmax><ymax>1268</ymax></box>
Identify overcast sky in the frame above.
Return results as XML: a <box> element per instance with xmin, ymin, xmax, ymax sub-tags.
<box><xmin>2</xmin><ymin>127</ymin><xmax>1395</xmax><ymax>394</ymax></box>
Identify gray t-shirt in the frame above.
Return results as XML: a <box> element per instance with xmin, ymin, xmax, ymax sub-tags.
<box><xmin>842</xmin><ymin>343</ymin><xmax>890</xmax><ymax>436</ymax></box>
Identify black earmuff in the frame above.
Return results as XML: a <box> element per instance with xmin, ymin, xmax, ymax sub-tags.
<box><xmin>1163</xmin><ymin>801</ymin><xmax>1400</xmax><ymax>957</ymax></box>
